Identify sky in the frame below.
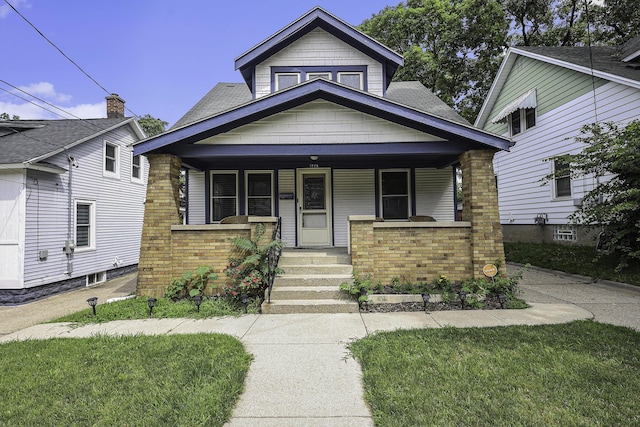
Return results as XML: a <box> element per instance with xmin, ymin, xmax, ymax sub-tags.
<box><xmin>0</xmin><ymin>0</ymin><xmax>395</xmax><ymax>127</ymax></box>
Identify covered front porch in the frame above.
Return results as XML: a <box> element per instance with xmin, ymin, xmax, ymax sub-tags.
<box><xmin>134</xmin><ymin>148</ymin><xmax>504</xmax><ymax>297</ymax></box>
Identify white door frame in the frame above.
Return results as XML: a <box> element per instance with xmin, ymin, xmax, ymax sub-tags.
<box><xmin>296</xmin><ymin>168</ymin><xmax>332</xmax><ymax>247</ymax></box>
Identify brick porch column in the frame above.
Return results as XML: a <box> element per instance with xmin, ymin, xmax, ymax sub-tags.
<box><xmin>459</xmin><ymin>150</ymin><xmax>506</xmax><ymax>278</ymax></box>
<box><xmin>136</xmin><ymin>154</ymin><xmax>182</xmax><ymax>297</ymax></box>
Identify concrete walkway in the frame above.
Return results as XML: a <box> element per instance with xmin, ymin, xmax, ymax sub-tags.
<box><xmin>1</xmin><ymin>265</ymin><xmax>639</xmax><ymax>426</ymax></box>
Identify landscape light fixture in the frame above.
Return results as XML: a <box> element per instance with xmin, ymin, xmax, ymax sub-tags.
<box><xmin>422</xmin><ymin>293</ymin><xmax>431</xmax><ymax>311</ymax></box>
<box><xmin>192</xmin><ymin>295</ymin><xmax>203</xmax><ymax>312</ymax></box>
<box><xmin>86</xmin><ymin>297</ymin><xmax>98</xmax><ymax>316</ymax></box>
<box><xmin>458</xmin><ymin>291</ymin><xmax>468</xmax><ymax>310</ymax></box>
<box><xmin>241</xmin><ymin>293</ymin><xmax>249</xmax><ymax>313</ymax></box>
<box><xmin>147</xmin><ymin>297</ymin><xmax>157</xmax><ymax>316</ymax></box>
<box><xmin>498</xmin><ymin>294</ymin><xmax>507</xmax><ymax>309</ymax></box>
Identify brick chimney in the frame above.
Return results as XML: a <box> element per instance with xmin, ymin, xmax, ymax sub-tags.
<box><xmin>106</xmin><ymin>93</ymin><xmax>125</xmax><ymax>118</ymax></box>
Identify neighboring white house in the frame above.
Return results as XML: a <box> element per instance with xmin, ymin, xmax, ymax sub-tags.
<box><xmin>0</xmin><ymin>95</ymin><xmax>148</xmax><ymax>304</ymax></box>
<box><xmin>475</xmin><ymin>37</ymin><xmax>640</xmax><ymax>245</ymax></box>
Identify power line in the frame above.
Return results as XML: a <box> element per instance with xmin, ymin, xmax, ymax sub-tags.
<box><xmin>3</xmin><ymin>0</ymin><xmax>141</xmax><ymax>118</ymax></box>
<box><xmin>0</xmin><ymin>79</ymin><xmax>112</xmax><ymax>133</ymax></box>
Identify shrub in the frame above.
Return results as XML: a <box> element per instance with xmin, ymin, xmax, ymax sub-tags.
<box><xmin>224</xmin><ymin>223</ymin><xmax>283</xmax><ymax>302</ymax></box>
<box><xmin>165</xmin><ymin>266</ymin><xmax>216</xmax><ymax>300</ymax></box>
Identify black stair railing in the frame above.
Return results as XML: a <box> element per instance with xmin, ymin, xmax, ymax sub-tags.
<box><xmin>266</xmin><ymin>217</ymin><xmax>282</xmax><ymax>303</ymax></box>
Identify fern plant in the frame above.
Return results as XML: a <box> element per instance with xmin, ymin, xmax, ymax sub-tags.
<box><xmin>224</xmin><ymin>223</ymin><xmax>284</xmax><ymax>302</ymax></box>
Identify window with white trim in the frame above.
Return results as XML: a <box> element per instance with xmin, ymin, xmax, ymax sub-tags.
<box><xmin>337</xmin><ymin>72</ymin><xmax>364</xmax><ymax>90</ymax></box>
<box><xmin>275</xmin><ymin>73</ymin><xmax>300</xmax><ymax>91</ymax></box>
<box><xmin>306</xmin><ymin>72</ymin><xmax>331</xmax><ymax>81</ymax></box>
<box><xmin>87</xmin><ymin>271</ymin><xmax>106</xmax><ymax>286</ymax></box>
<box><xmin>246</xmin><ymin>171</ymin><xmax>273</xmax><ymax>216</ymax></box>
<box><xmin>75</xmin><ymin>200</ymin><xmax>96</xmax><ymax>251</ymax></box>
<box><xmin>131</xmin><ymin>154</ymin><xmax>144</xmax><ymax>183</ymax></box>
<box><xmin>509</xmin><ymin>108</ymin><xmax>536</xmax><ymax>136</ymax></box>
<box><xmin>553</xmin><ymin>158</ymin><xmax>571</xmax><ymax>198</ymax></box>
<box><xmin>380</xmin><ymin>170</ymin><xmax>410</xmax><ymax>220</ymax></box>
<box><xmin>211</xmin><ymin>172</ymin><xmax>238</xmax><ymax>222</ymax></box>
<box><xmin>104</xmin><ymin>141</ymin><xmax>120</xmax><ymax>178</ymax></box>
<box><xmin>553</xmin><ymin>225</ymin><xmax>577</xmax><ymax>242</ymax></box>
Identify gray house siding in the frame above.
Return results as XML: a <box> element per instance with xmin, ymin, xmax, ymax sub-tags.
<box><xmin>22</xmin><ymin>125</ymin><xmax>147</xmax><ymax>290</ymax></box>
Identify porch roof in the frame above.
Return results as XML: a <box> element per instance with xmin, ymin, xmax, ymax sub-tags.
<box><xmin>134</xmin><ymin>79</ymin><xmax>512</xmax><ymax>168</ymax></box>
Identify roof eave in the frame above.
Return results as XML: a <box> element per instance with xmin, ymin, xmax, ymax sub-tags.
<box><xmin>134</xmin><ymin>80</ymin><xmax>512</xmax><ymax>157</ymax></box>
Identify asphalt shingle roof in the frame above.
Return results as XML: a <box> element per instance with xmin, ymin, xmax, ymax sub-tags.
<box><xmin>517</xmin><ymin>45</ymin><xmax>640</xmax><ymax>83</ymax></box>
<box><xmin>170</xmin><ymin>80</ymin><xmax>468</xmax><ymax>130</ymax></box>
<box><xmin>0</xmin><ymin>118</ymin><xmax>130</xmax><ymax>164</ymax></box>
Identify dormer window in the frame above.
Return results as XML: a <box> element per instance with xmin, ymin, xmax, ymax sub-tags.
<box><xmin>271</xmin><ymin>66</ymin><xmax>367</xmax><ymax>93</ymax></box>
<box><xmin>275</xmin><ymin>73</ymin><xmax>300</xmax><ymax>91</ymax></box>
<box><xmin>306</xmin><ymin>72</ymin><xmax>331</xmax><ymax>81</ymax></box>
<box><xmin>338</xmin><ymin>72</ymin><xmax>363</xmax><ymax>90</ymax></box>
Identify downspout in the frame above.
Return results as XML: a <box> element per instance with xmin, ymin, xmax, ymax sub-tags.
<box><xmin>64</xmin><ymin>155</ymin><xmax>77</xmax><ymax>274</ymax></box>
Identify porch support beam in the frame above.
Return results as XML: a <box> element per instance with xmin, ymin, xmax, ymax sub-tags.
<box><xmin>137</xmin><ymin>154</ymin><xmax>183</xmax><ymax>297</ymax></box>
<box><xmin>459</xmin><ymin>150</ymin><xmax>506</xmax><ymax>278</ymax></box>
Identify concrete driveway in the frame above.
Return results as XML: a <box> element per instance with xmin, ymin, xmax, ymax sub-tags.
<box><xmin>510</xmin><ymin>263</ymin><xmax>640</xmax><ymax>331</ymax></box>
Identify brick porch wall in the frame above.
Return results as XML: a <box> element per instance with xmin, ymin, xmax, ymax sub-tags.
<box><xmin>459</xmin><ymin>150</ymin><xmax>506</xmax><ymax>277</ymax></box>
<box><xmin>349</xmin><ymin>149</ymin><xmax>505</xmax><ymax>285</ymax></box>
<box><xmin>350</xmin><ymin>217</ymin><xmax>472</xmax><ymax>284</ymax></box>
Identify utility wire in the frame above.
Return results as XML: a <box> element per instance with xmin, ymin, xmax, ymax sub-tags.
<box><xmin>3</xmin><ymin>0</ymin><xmax>141</xmax><ymax>118</ymax></box>
<box><xmin>0</xmin><ymin>79</ymin><xmax>113</xmax><ymax>133</ymax></box>
<box><xmin>583</xmin><ymin>0</ymin><xmax>599</xmax><ymax>123</ymax></box>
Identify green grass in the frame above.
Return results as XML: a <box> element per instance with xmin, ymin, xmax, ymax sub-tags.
<box><xmin>504</xmin><ymin>242</ymin><xmax>640</xmax><ymax>286</ymax></box>
<box><xmin>350</xmin><ymin>321</ymin><xmax>640</xmax><ymax>426</ymax></box>
<box><xmin>53</xmin><ymin>296</ymin><xmax>261</xmax><ymax>324</ymax></box>
<box><xmin>0</xmin><ymin>334</ymin><xmax>252</xmax><ymax>426</ymax></box>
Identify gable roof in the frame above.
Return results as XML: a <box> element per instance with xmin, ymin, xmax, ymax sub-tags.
<box><xmin>0</xmin><ymin>117</ymin><xmax>143</xmax><ymax>165</ymax></box>
<box><xmin>234</xmin><ymin>7</ymin><xmax>404</xmax><ymax>91</ymax></box>
<box><xmin>171</xmin><ymin>80</ymin><xmax>469</xmax><ymax>131</ymax></box>
<box><xmin>475</xmin><ymin>41</ymin><xmax>640</xmax><ymax>127</ymax></box>
<box><xmin>135</xmin><ymin>78</ymin><xmax>511</xmax><ymax>163</ymax></box>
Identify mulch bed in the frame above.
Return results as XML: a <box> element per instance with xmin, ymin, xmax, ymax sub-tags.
<box><xmin>361</xmin><ymin>295</ymin><xmax>507</xmax><ymax>313</ymax></box>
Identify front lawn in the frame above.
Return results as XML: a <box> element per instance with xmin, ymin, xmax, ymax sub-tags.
<box><xmin>350</xmin><ymin>321</ymin><xmax>640</xmax><ymax>426</ymax></box>
<box><xmin>0</xmin><ymin>334</ymin><xmax>252</xmax><ymax>426</ymax></box>
<box><xmin>504</xmin><ymin>242</ymin><xmax>640</xmax><ymax>286</ymax></box>
<box><xmin>52</xmin><ymin>295</ymin><xmax>260</xmax><ymax>324</ymax></box>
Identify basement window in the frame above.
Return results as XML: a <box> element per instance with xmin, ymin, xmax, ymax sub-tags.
<box><xmin>86</xmin><ymin>271</ymin><xmax>106</xmax><ymax>286</ymax></box>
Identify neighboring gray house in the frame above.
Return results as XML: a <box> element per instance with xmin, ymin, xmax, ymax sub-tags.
<box><xmin>475</xmin><ymin>37</ymin><xmax>640</xmax><ymax>244</ymax></box>
<box><xmin>0</xmin><ymin>95</ymin><xmax>148</xmax><ymax>304</ymax></box>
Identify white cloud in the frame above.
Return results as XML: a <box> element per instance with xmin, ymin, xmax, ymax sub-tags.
<box><xmin>18</xmin><ymin>82</ymin><xmax>72</xmax><ymax>103</ymax></box>
<box><xmin>0</xmin><ymin>0</ymin><xmax>30</xmax><ymax>19</ymax></box>
<box><xmin>1</xmin><ymin>81</ymin><xmax>105</xmax><ymax>119</ymax></box>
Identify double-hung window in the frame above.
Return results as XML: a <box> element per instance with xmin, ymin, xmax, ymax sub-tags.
<box><xmin>246</xmin><ymin>171</ymin><xmax>273</xmax><ymax>216</ymax></box>
<box><xmin>380</xmin><ymin>170</ymin><xmax>410</xmax><ymax>220</ymax></box>
<box><xmin>75</xmin><ymin>200</ymin><xmax>96</xmax><ymax>251</ymax></box>
<box><xmin>131</xmin><ymin>154</ymin><xmax>143</xmax><ymax>183</ymax></box>
<box><xmin>104</xmin><ymin>141</ymin><xmax>119</xmax><ymax>178</ymax></box>
<box><xmin>509</xmin><ymin>108</ymin><xmax>536</xmax><ymax>136</ymax></box>
<box><xmin>553</xmin><ymin>158</ymin><xmax>571</xmax><ymax>198</ymax></box>
<box><xmin>211</xmin><ymin>172</ymin><xmax>238</xmax><ymax>222</ymax></box>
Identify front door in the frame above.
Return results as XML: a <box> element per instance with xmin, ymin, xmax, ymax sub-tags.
<box><xmin>297</xmin><ymin>168</ymin><xmax>332</xmax><ymax>247</ymax></box>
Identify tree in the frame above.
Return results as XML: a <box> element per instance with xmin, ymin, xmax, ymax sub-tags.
<box><xmin>551</xmin><ymin>121</ymin><xmax>640</xmax><ymax>271</ymax></box>
<box><xmin>138</xmin><ymin>114</ymin><xmax>168</xmax><ymax>137</ymax></box>
<box><xmin>0</xmin><ymin>112</ymin><xmax>20</xmax><ymax>120</ymax></box>
<box><xmin>359</xmin><ymin>0</ymin><xmax>509</xmax><ymax>122</ymax></box>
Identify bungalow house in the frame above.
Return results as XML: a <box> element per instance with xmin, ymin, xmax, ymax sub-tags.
<box><xmin>475</xmin><ymin>37</ymin><xmax>640</xmax><ymax>245</ymax></box>
<box><xmin>0</xmin><ymin>95</ymin><xmax>148</xmax><ymax>304</ymax></box>
<box><xmin>133</xmin><ymin>7</ymin><xmax>512</xmax><ymax>301</ymax></box>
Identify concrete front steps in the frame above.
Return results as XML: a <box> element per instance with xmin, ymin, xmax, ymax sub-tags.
<box><xmin>261</xmin><ymin>249</ymin><xmax>359</xmax><ymax>314</ymax></box>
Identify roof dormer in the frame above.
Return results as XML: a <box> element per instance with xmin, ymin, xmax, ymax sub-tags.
<box><xmin>234</xmin><ymin>7</ymin><xmax>403</xmax><ymax>99</ymax></box>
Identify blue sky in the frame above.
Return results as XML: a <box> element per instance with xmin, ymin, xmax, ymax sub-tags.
<box><xmin>1</xmin><ymin>0</ymin><xmax>394</xmax><ymax>127</ymax></box>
